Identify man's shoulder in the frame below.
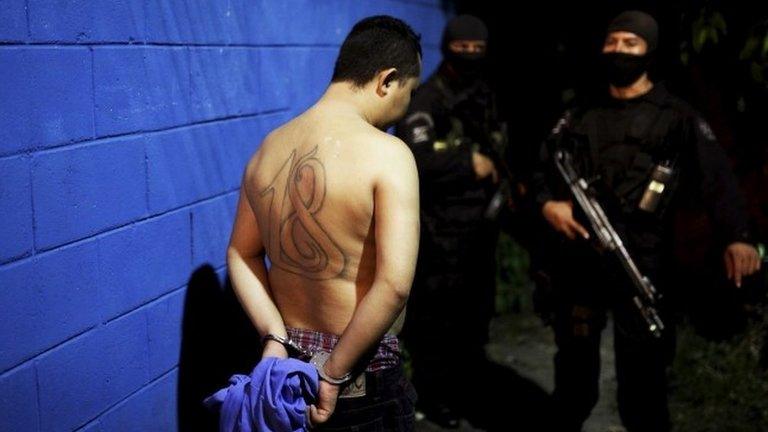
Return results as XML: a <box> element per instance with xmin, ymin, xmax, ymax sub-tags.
<box><xmin>652</xmin><ymin>87</ymin><xmax>718</xmax><ymax>140</ymax></box>
<box><xmin>349</xmin><ymin>129</ymin><xmax>415</xmax><ymax>179</ymax></box>
<box><xmin>242</xmin><ymin>120</ymin><xmax>293</xmax><ymax>176</ymax></box>
<box><xmin>359</xmin><ymin>128</ymin><xmax>413</xmax><ymax>158</ymax></box>
<box><xmin>648</xmin><ymin>84</ymin><xmax>698</xmax><ymax>116</ymax></box>
<box><xmin>557</xmin><ymin>93</ymin><xmax>599</xmax><ymax>122</ymax></box>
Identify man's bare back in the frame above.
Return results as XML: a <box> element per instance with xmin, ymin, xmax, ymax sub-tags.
<box><xmin>223</xmin><ymin>16</ymin><xmax>422</xmax><ymax>426</ymax></box>
<box><xmin>242</xmin><ymin>103</ymin><xmax>407</xmax><ymax>334</ymax></box>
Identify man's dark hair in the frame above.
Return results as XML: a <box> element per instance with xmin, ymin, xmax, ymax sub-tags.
<box><xmin>332</xmin><ymin>16</ymin><xmax>422</xmax><ymax>87</ymax></box>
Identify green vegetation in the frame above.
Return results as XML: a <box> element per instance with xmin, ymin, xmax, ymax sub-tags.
<box><xmin>670</xmin><ymin>307</ymin><xmax>768</xmax><ymax>431</ymax></box>
<box><xmin>495</xmin><ymin>232</ymin><xmax>532</xmax><ymax>314</ymax></box>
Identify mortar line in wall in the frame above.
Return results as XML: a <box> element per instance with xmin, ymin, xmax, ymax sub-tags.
<box><xmin>24</xmin><ymin>0</ymin><xmax>31</xmax><ymax>41</ymax></box>
<box><xmin>0</xmin><ymin>284</ymin><xmax>186</xmax><ymax>379</ymax></box>
<box><xmin>143</xmin><ymin>306</ymin><xmax>151</xmax><ymax>383</ymax></box>
<box><xmin>89</xmin><ymin>46</ymin><xmax>98</xmax><ymax>142</ymax></box>
<box><xmin>0</xmin><ymin>41</ymin><xmax>341</xmax><ymax>48</ymax></box>
<box><xmin>0</xmin><ymin>41</ymin><xmax>441</xmax><ymax>49</ymax></box>
<box><xmin>26</xmin><ymin>187</ymin><xmax>240</xmax><ymax>255</ymax></box>
<box><xmin>75</xmin><ymin>420</ymin><xmax>100</xmax><ymax>432</ymax></box>
<box><xmin>72</xmin><ymin>366</ymin><xmax>180</xmax><ymax>431</ymax></box>
<box><xmin>386</xmin><ymin>0</ymin><xmax>442</xmax><ymax>8</ymax></box>
<box><xmin>0</xmin><ymin>109</ymin><xmax>288</xmax><ymax>161</ymax></box>
<box><xmin>103</xmin><ymin>284</ymin><xmax>188</xmax><ymax>328</ymax></box>
<box><xmin>1</xmin><ymin>283</ymin><xmax>190</xmax><ymax>378</ymax></box>
<box><xmin>144</xmin><ymin>148</ymin><xmax>150</xmax><ymax>214</ymax></box>
<box><xmin>142</xmin><ymin>0</ymin><xmax>150</xmax><ymax>47</ymax></box>
<box><xmin>0</xmin><ymin>251</ymin><xmax>32</xmax><ymax>266</ymax></box>
<box><xmin>0</xmin><ymin>358</ymin><xmax>34</xmax><ymax>379</ymax></box>
<box><xmin>216</xmin><ymin>265</ymin><xmax>229</xmax><ymax>285</ymax></box>
<box><xmin>28</xmin><ymin>153</ymin><xmax>37</xmax><ymax>254</ymax></box>
<box><xmin>189</xmin><ymin>211</ymin><xmax>195</xmax><ymax>267</ymax></box>
<box><xmin>187</xmin><ymin>46</ymin><xmax>193</xmax><ymax>114</ymax></box>
<box><xmin>40</xmin><ymin>111</ymin><xmax>282</xmax><ymax>153</ymax></box>
<box><xmin>0</xmin><ymin>323</ymin><xmax>100</xmax><ymax>376</ymax></box>
<box><xmin>34</xmin><ymin>359</ymin><xmax>41</xmax><ymax>431</ymax></box>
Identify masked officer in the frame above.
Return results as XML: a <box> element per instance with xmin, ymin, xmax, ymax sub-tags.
<box><xmin>531</xmin><ymin>10</ymin><xmax>761</xmax><ymax>432</ymax></box>
<box><xmin>395</xmin><ymin>14</ymin><xmax>507</xmax><ymax>429</ymax></box>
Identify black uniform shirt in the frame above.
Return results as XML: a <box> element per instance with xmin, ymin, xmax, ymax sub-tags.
<box><xmin>533</xmin><ymin>84</ymin><xmax>751</xmax><ymax>254</ymax></box>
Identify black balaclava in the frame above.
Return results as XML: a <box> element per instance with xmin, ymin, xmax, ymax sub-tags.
<box><xmin>442</xmin><ymin>14</ymin><xmax>488</xmax><ymax>79</ymax></box>
<box><xmin>603</xmin><ymin>10</ymin><xmax>658</xmax><ymax>87</ymax></box>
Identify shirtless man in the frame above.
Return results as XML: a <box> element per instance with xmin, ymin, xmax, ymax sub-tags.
<box><xmin>226</xmin><ymin>16</ymin><xmax>422</xmax><ymax>430</ymax></box>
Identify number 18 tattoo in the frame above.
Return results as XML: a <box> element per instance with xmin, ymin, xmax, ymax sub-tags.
<box><xmin>260</xmin><ymin>146</ymin><xmax>346</xmax><ymax>280</ymax></box>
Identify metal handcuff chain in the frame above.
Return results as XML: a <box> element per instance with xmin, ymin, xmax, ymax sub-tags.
<box><xmin>262</xmin><ymin>333</ymin><xmax>352</xmax><ymax>385</ymax></box>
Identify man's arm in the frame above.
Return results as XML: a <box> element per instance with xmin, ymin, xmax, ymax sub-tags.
<box><xmin>396</xmin><ymin>110</ymin><xmax>489</xmax><ymax>186</ymax></box>
<box><xmin>330</xmin><ymin>139</ymin><xmax>419</xmax><ymax>374</ymax></box>
<box><xmin>310</xmin><ymin>138</ymin><xmax>420</xmax><ymax>423</ymax></box>
<box><xmin>686</xmin><ymin>117</ymin><xmax>761</xmax><ymax>286</ymax></box>
<box><xmin>534</xmin><ymin>112</ymin><xmax>589</xmax><ymax>240</ymax></box>
<box><xmin>227</xmin><ymin>179</ymin><xmax>288</xmax><ymax>358</ymax></box>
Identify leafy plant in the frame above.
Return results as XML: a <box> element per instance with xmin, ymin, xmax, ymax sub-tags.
<box><xmin>670</xmin><ymin>307</ymin><xmax>768</xmax><ymax>431</ymax></box>
<box><xmin>495</xmin><ymin>232</ymin><xmax>531</xmax><ymax>314</ymax></box>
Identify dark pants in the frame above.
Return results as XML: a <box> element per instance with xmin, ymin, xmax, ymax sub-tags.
<box><xmin>317</xmin><ymin>365</ymin><xmax>417</xmax><ymax>432</ymax></box>
<box><xmin>551</xmin><ymin>299</ymin><xmax>675</xmax><ymax>432</ymax></box>
<box><xmin>403</xmin><ymin>228</ymin><xmax>497</xmax><ymax>411</ymax></box>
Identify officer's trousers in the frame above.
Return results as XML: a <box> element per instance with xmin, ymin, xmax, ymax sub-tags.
<box><xmin>551</xmin><ymin>298</ymin><xmax>675</xmax><ymax>432</ymax></box>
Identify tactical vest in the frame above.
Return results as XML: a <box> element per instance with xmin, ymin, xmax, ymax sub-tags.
<box><xmin>566</xmin><ymin>98</ymin><xmax>681</xmax><ymax>219</ymax></box>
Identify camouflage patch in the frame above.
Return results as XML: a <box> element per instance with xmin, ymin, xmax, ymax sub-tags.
<box><xmin>405</xmin><ymin>111</ymin><xmax>434</xmax><ymax>144</ymax></box>
<box><xmin>412</xmin><ymin>125</ymin><xmax>430</xmax><ymax>144</ymax></box>
<box><xmin>697</xmin><ymin>119</ymin><xmax>716</xmax><ymax>141</ymax></box>
<box><xmin>404</xmin><ymin>111</ymin><xmax>434</xmax><ymax>128</ymax></box>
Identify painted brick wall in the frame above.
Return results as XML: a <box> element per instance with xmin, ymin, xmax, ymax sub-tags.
<box><xmin>0</xmin><ymin>1</ymin><xmax>447</xmax><ymax>431</ymax></box>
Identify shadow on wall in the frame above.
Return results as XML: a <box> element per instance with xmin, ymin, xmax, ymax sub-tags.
<box><xmin>177</xmin><ymin>264</ymin><xmax>261</xmax><ymax>431</ymax></box>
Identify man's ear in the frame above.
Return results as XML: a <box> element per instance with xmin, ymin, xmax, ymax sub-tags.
<box><xmin>376</xmin><ymin>68</ymin><xmax>398</xmax><ymax>97</ymax></box>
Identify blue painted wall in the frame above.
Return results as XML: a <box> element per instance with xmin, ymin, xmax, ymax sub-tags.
<box><xmin>0</xmin><ymin>2</ymin><xmax>447</xmax><ymax>431</ymax></box>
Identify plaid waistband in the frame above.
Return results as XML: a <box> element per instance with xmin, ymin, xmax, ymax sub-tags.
<box><xmin>286</xmin><ymin>327</ymin><xmax>400</xmax><ymax>372</ymax></box>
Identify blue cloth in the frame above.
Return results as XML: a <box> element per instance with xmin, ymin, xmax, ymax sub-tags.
<box><xmin>204</xmin><ymin>357</ymin><xmax>319</xmax><ymax>432</ymax></box>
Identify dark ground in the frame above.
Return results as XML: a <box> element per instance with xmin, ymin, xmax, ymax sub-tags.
<box><xmin>415</xmin><ymin>307</ymin><xmax>627</xmax><ymax>432</ymax></box>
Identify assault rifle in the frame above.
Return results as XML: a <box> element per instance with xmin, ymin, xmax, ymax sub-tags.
<box><xmin>554</xmin><ymin>149</ymin><xmax>665</xmax><ymax>338</ymax></box>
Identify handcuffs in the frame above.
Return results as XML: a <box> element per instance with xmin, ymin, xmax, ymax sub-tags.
<box><xmin>262</xmin><ymin>333</ymin><xmax>352</xmax><ymax>385</ymax></box>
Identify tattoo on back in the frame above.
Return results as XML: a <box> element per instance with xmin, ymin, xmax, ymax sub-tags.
<box><xmin>260</xmin><ymin>146</ymin><xmax>347</xmax><ymax>280</ymax></box>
